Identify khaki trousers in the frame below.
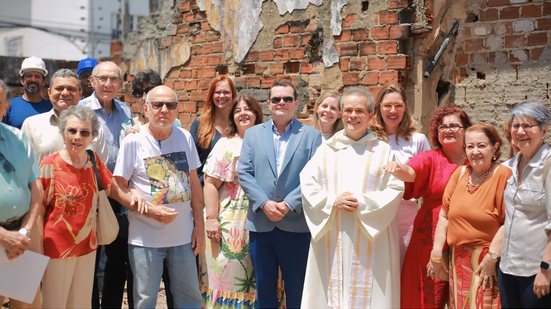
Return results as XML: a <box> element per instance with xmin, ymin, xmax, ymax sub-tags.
<box><xmin>42</xmin><ymin>250</ymin><xmax>96</xmax><ymax>309</ymax></box>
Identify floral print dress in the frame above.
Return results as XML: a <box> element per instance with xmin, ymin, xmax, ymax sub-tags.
<box><xmin>202</xmin><ymin>136</ymin><xmax>256</xmax><ymax>308</ymax></box>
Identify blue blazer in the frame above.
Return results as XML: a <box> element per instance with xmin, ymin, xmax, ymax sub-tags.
<box><xmin>238</xmin><ymin>119</ymin><xmax>322</xmax><ymax>233</ymax></box>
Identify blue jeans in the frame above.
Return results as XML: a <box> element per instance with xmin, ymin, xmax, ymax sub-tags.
<box><xmin>129</xmin><ymin>244</ymin><xmax>201</xmax><ymax>309</ymax></box>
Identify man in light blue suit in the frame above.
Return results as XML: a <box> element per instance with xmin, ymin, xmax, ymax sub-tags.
<box><xmin>238</xmin><ymin>80</ymin><xmax>322</xmax><ymax>308</ymax></box>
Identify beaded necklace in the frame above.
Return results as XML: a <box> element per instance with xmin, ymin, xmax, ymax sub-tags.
<box><xmin>466</xmin><ymin>164</ymin><xmax>495</xmax><ymax>194</ymax></box>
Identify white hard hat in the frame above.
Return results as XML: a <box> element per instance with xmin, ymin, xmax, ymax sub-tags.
<box><xmin>19</xmin><ymin>56</ymin><xmax>48</xmax><ymax>77</ymax></box>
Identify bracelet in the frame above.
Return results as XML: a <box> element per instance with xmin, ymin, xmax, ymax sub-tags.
<box><xmin>430</xmin><ymin>256</ymin><xmax>444</xmax><ymax>264</ymax></box>
<box><xmin>206</xmin><ymin>216</ymin><xmax>218</xmax><ymax>220</ymax></box>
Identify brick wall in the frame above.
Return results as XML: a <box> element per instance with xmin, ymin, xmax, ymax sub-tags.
<box><xmin>121</xmin><ymin>0</ymin><xmax>413</xmax><ymax>128</ymax></box>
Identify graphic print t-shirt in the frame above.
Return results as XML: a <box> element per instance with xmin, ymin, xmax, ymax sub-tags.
<box><xmin>114</xmin><ymin>126</ymin><xmax>201</xmax><ymax>247</ymax></box>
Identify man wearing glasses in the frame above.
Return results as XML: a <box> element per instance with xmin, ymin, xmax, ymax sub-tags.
<box><xmin>79</xmin><ymin>61</ymin><xmax>134</xmax><ymax>308</ymax></box>
<box><xmin>238</xmin><ymin>80</ymin><xmax>322</xmax><ymax>308</ymax></box>
<box><xmin>114</xmin><ymin>86</ymin><xmax>204</xmax><ymax>308</ymax></box>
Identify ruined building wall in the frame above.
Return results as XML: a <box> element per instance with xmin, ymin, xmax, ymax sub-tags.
<box><xmin>117</xmin><ymin>0</ymin><xmax>551</xmax><ymax>144</ymax></box>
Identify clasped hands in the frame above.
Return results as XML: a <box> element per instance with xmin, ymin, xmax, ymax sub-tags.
<box><xmin>334</xmin><ymin>192</ymin><xmax>359</xmax><ymax>212</ymax></box>
<box><xmin>263</xmin><ymin>201</ymin><xmax>290</xmax><ymax>222</ymax></box>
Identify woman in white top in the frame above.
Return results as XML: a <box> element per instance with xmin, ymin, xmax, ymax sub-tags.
<box><xmin>369</xmin><ymin>83</ymin><xmax>430</xmax><ymax>265</ymax></box>
<box><xmin>312</xmin><ymin>90</ymin><xmax>343</xmax><ymax>140</ymax></box>
<box><xmin>499</xmin><ymin>100</ymin><xmax>551</xmax><ymax>307</ymax></box>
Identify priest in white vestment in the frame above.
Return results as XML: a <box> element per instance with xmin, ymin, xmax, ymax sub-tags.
<box><xmin>300</xmin><ymin>86</ymin><xmax>404</xmax><ymax>308</ymax></box>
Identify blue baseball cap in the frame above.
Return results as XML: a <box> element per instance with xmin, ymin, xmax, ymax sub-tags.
<box><xmin>76</xmin><ymin>57</ymin><xmax>98</xmax><ymax>76</ymax></box>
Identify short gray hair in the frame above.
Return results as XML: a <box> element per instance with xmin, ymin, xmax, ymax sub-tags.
<box><xmin>340</xmin><ymin>86</ymin><xmax>375</xmax><ymax>112</ymax></box>
<box><xmin>510</xmin><ymin>100</ymin><xmax>551</xmax><ymax>128</ymax></box>
<box><xmin>58</xmin><ymin>106</ymin><xmax>100</xmax><ymax>137</ymax></box>
<box><xmin>51</xmin><ymin>69</ymin><xmax>81</xmax><ymax>89</ymax></box>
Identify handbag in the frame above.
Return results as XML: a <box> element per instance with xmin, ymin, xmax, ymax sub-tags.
<box><xmin>87</xmin><ymin>150</ymin><xmax>119</xmax><ymax>245</ymax></box>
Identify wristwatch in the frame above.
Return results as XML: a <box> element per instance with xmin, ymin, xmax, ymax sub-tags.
<box><xmin>541</xmin><ymin>261</ymin><xmax>550</xmax><ymax>270</ymax></box>
<box><xmin>488</xmin><ymin>251</ymin><xmax>499</xmax><ymax>261</ymax></box>
<box><xmin>18</xmin><ymin>228</ymin><xmax>30</xmax><ymax>237</ymax></box>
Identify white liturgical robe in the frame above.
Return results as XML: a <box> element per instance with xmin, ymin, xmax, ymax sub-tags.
<box><xmin>299</xmin><ymin>130</ymin><xmax>404</xmax><ymax>309</ymax></box>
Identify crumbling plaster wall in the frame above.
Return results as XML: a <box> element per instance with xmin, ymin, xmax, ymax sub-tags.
<box><xmin>414</xmin><ymin>0</ymin><xmax>551</xmax><ymax>144</ymax></box>
<box><xmin>119</xmin><ymin>0</ymin><xmax>412</xmax><ymax>127</ymax></box>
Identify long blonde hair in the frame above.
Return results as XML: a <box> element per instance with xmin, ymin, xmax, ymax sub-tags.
<box><xmin>312</xmin><ymin>90</ymin><xmax>343</xmax><ymax>136</ymax></box>
<box><xmin>370</xmin><ymin>83</ymin><xmax>416</xmax><ymax>143</ymax></box>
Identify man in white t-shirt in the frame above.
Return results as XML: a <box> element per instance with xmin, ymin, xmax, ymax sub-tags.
<box><xmin>114</xmin><ymin>85</ymin><xmax>204</xmax><ymax>308</ymax></box>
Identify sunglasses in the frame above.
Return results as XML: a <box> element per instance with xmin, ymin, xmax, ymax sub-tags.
<box><xmin>65</xmin><ymin>128</ymin><xmax>92</xmax><ymax>137</ymax></box>
<box><xmin>270</xmin><ymin>96</ymin><xmax>294</xmax><ymax>104</ymax></box>
<box><xmin>0</xmin><ymin>152</ymin><xmax>15</xmax><ymax>173</ymax></box>
<box><xmin>132</xmin><ymin>86</ymin><xmax>155</xmax><ymax>98</ymax></box>
<box><xmin>150</xmin><ymin>101</ymin><xmax>178</xmax><ymax>110</ymax></box>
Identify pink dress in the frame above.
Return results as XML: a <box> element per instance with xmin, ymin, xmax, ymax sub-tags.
<box><xmin>400</xmin><ymin>149</ymin><xmax>460</xmax><ymax>308</ymax></box>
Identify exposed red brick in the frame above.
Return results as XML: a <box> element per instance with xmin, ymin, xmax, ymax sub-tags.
<box><xmin>508</xmin><ymin>50</ymin><xmax>528</xmax><ymax>63</ymax></box>
<box><xmin>544</xmin><ymin>2</ymin><xmax>551</xmax><ymax>16</ymax></box>
<box><xmin>368</xmin><ymin>86</ymin><xmax>382</xmax><ymax>98</ymax></box>
<box><xmin>131</xmin><ymin>103</ymin><xmax>143</xmax><ymax>113</ymax></box>
<box><xmin>261</xmin><ymin>76</ymin><xmax>276</xmax><ymax>89</ymax></box>
<box><xmin>201</xmin><ymin>21</ymin><xmax>211</xmax><ymax>31</ymax></box>
<box><xmin>258</xmin><ymin>51</ymin><xmax>274</xmax><ymax>61</ymax></box>
<box><xmin>371</xmin><ymin>26</ymin><xmax>390</xmax><ymax>40</ymax></box>
<box><xmin>530</xmin><ymin>47</ymin><xmax>544</xmax><ymax>61</ymax></box>
<box><xmin>504</xmin><ymin>34</ymin><xmax>525</xmax><ymax>48</ymax></box>
<box><xmin>389</xmin><ymin>25</ymin><xmax>408</xmax><ymax>39</ymax></box>
<box><xmin>342</xmin><ymin>72</ymin><xmax>360</xmax><ymax>86</ymax></box>
<box><xmin>274</xmin><ymin>49</ymin><xmax>290</xmax><ymax>61</ymax></box>
<box><xmin>387</xmin><ymin>55</ymin><xmax>408</xmax><ymax>69</ymax></box>
<box><xmin>359</xmin><ymin>42</ymin><xmax>377</xmax><ymax>55</ymax></box>
<box><xmin>245</xmin><ymin>51</ymin><xmax>259</xmax><ymax>62</ymax></box>
<box><xmin>198</xmin><ymin>68</ymin><xmax>216</xmax><ymax>78</ymax></box>
<box><xmin>190</xmin><ymin>90</ymin><xmax>203</xmax><ymax>101</ymax></box>
<box><xmin>349</xmin><ymin>57</ymin><xmax>367</xmax><ymax>71</ymax></box>
<box><xmin>179</xmin><ymin>70</ymin><xmax>192</xmax><ymax>78</ymax></box>
<box><xmin>360</xmin><ymin>72</ymin><xmax>379</xmax><ymax>86</ymax></box>
<box><xmin>480</xmin><ymin>8</ymin><xmax>499</xmax><ymax>21</ymax></box>
<box><xmin>378</xmin><ymin>71</ymin><xmax>399</xmax><ymax>84</ymax></box>
<box><xmin>367</xmin><ymin>57</ymin><xmax>386</xmax><ymax>70</ymax></box>
<box><xmin>246</xmin><ymin>77</ymin><xmax>261</xmax><ymax>88</ymax></box>
<box><xmin>463</xmin><ymin>38</ymin><xmax>484</xmax><ymax>52</ymax></box>
<box><xmin>537</xmin><ymin>18</ymin><xmax>551</xmax><ymax>30</ymax></box>
<box><xmin>164</xmin><ymin>80</ymin><xmax>174</xmax><ymax>89</ymax></box>
<box><xmin>198</xmin><ymin>78</ymin><xmax>210</xmax><ymax>89</ymax></box>
<box><xmin>335</xmin><ymin>30</ymin><xmax>352</xmax><ymax>42</ymax></box>
<box><xmin>289</xmin><ymin>22</ymin><xmax>306</xmax><ymax>33</ymax></box>
<box><xmin>178</xmin><ymin>1</ymin><xmax>191</xmax><ymax>11</ymax></box>
<box><xmin>185</xmin><ymin>80</ymin><xmax>198</xmax><ymax>91</ymax></box>
<box><xmin>527</xmin><ymin>32</ymin><xmax>548</xmax><ymax>46</ymax></box>
<box><xmin>194</xmin><ymin>33</ymin><xmax>208</xmax><ymax>43</ymax></box>
<box><xmin>378</xmin><ymin>11</ymin><xmax>398</xmax><ymax>25</ymax></box>
<box><xmin>486</xmin><ymin>0</ymin><xmax>509</xmax><ymax>7</ymax></box>
<box><xmin>183</xmin><ymin>13</ymin><xmax>195</xmax><ymax>22</ymax></box>
<box><xmin>522</xmin><ymin>4</ymin><xmax>542</xmax><ymax>18</ymax></box>
<box><xmin>201</xmin><ymin>42</ymin><xmax>223</xmax><ymax>54</ymax></box>
<box><xmin>455</xmin><ymin>53</ymin><xmax>470</xmax><ymax>66</ymax></box>
<box><xmin>177</xmin><ymin>24</ymin><xmax>189</xmax><ymax>34</ymax></box>
<box><xmin>255</xmin><ymin>63</ymin><xmax>269</xmax><ymax>74</ymax></box>
<box><xmin>269</xmin><ymin>63</ymin><xmax>284</xmax><ymax>74</ymax></box>
<box><xmin>275</xmin><ymin>24</ymin><xmax>289</xmax><ymax>34</ymax></box>
<box><xmin>289</xmin><ymin>48</ymin><xmax>306</xmax><ymax>60</ymax></box>
<box><xmin>284</xmin><ymin>62</ymin><xmax>300</xmax><ymax>74</ymax></box>
<box><xmin>207</xmin><ymin>55</ymin><xmax>221</xmax><ymax>65</ymax></box>
<box><xmin>352</xmin><ymin>29</ymin><xmax>370</xmax><ymax>41</ymax></box>
<box><xmin>189</xmin><ymin>55</ymin><xmax>207</xmax><ymax>67</ymax></box>
<box><xmin>282</xmin><ymin>35</ymin><xmax>299</xmax><ymax>47</ymax></box>
<box><xmin>300</xmin><ymin>63</ymin><xmax>315</xmax><ymax>74</ymax></box>
<box><xmin>336</xmin><ymin>42</ymin><xmax>358</xmax><ymax>56</ymax></box>
<box><xmin>342</xmin><ymin>14</ymin><xmax>357</xmax><ymax>28</ymax></box>
<box><xmin>306</xmin><ymin>20</ymin><xmax>318</xmax><ymax>32</ymax></box>
<box><xmin>378</xmin><ymin>41</ymin><xmax>398</xmax><ymax>54</ymax></box>
<box><xmin>182</xmin><ymin>101</ymin><xmax>197</xmax><ymax>113</ymax></box>
<box><xmin>273</xmin><ymin>37</ymin><xmax>283</xmax><ymax>49</ymax></box>
<box><xmin>388</xmin><ymin>0</ymin><xmax>408</xmax><ymax>9</ymax></box>
<box><xmin>500</xmin><ymin>6</ymin><xmax>520</xmax><ymax>19</ymax></box>
<box><xmin>340</xmin><ymin>58</ymin><xmax>350</xmax><ymax>72</ymax></box>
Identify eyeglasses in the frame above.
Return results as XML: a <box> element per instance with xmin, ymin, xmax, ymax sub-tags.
<box><xmin>150</xmin><ymin>101</ymin><xmax>178</xmax><ymax>110</ymax></box>
<box><xmin>132</xmin><ymin>86</ymin><xmax>155</xmax><ymax>98</ymax></box>
<box><xmin>94</xmin><ymin>75</ymin><xmax>121</xmax><ymax>84</ymax></box>
<box><xmin>437</xmin><ymin>124</ymin><xmax>463</xmax><ymax>132</ymax></box>
<box><xmin>511</xmin><ymin>123</ymin><xmax>539</xmax><ymax>132</ymax></box>
<box><xmin>0</xmin><ymin>152</ymin><xmax>15</xmax><ymax>173</ymax></box>
<box><xmin>270</xmin><ymin>96</ymin><xmax>294</xmax><ymax>104</ymax></box>
<box><xmin>65</xmin><ymin>128</ymin><xmax>92</xmax><ymax>137</ymax></box>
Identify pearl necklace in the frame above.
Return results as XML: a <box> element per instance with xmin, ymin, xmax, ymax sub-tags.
<box><xmin>466</xmin><ymin>164</ymin><xmax>495</xmax><ymax>194</ymax></box>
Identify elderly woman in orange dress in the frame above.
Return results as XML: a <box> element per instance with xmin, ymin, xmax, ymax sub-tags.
<box><xmin>428</xmin><ymin>124</ymin><xmax>511</xmax><ymax>308</ymax></box>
